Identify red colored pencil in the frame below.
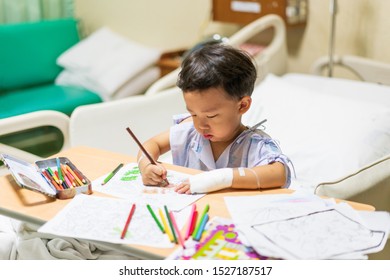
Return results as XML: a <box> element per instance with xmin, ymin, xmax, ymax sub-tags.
<box><xmin>185</xmin><ymin>204</ymin><xmax>197</xmax><ymax>240</ymax></box>
<box><xmin>189</xmin><ymin>211</ymin><xmax>198</xmax><ymax>239</ymax></box>
<box><xmin>121</xmin><ymin>204</ymin><xmax>136</xmax><ymax>239</ymax></box>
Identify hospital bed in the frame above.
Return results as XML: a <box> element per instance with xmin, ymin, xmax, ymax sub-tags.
<box><xmin>1</xmin><ymin>14</ymin><xmax>390</xmax><ymax>259</ymax></box>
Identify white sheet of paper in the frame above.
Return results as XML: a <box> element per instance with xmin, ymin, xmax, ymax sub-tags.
<box><xmin>92</xmin><ymin>163</ymin><xmax>204</xmax><ymax>210</ymax></box>
<box><xmin>38</xmin><ymin>194</ymin><xmax>191</xmax><ymax>247</ymax></box>
<box><xmin>225</xmin><ymin>190</ymin><xmax>332</xmax><ymax>225</ymax></box>
<box><xmin>224</xmin><ymin>193</ymin><xmax>390</xmax><ymax>259</ymax></box>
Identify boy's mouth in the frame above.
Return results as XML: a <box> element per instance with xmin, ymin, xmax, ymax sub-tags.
<box><xmin>203</xmin><ymin>134</ymin><xmax>213</xmax><ymax>139</ymax></box>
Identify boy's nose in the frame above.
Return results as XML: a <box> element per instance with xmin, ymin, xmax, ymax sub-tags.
<box><xmin>198</xmin><ymin>118</ymin><xmax>209</xmax><ymax>129</ymax></box>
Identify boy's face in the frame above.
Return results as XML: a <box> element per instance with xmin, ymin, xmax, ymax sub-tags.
<box><xmin>183</xmin><ymin>87</ymin><xmax>251</xmax><ymax>143</ymax></box>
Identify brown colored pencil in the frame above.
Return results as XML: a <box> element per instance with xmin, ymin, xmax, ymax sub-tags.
<box><xmin>125</xmin><ymin>127</ymin><xmax>170</xmax><ymax>186</ymax></box>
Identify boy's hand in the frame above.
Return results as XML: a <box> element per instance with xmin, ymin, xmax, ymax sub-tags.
<box><xmin>140</xmin><ymin>163</ymin><xmax>169</xmax><ymax>187</ymax></box>
<box><xmin>174</xmin><ymin>179</ymin><xmax>192</xmax><ymax>194</ymax></box>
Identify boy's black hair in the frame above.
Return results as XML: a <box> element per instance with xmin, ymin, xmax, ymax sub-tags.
<box><xmin>176</xmin><ymin>43</ymin><xmax>257</xmax><ymax>100</ymax></box>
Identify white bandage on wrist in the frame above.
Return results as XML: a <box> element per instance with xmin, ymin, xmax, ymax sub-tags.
<box><xmin>189</xmin><ymin>168</ymin><xmax>233</xmax><ymax>194</ymax></box>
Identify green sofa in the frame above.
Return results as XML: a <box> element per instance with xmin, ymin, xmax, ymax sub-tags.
<box><xmin>0</xmin><ymin>18</ymin><xmax>102</xmax><ymax>119</ymax></box>
<box><xmin>0</xmin><ymin>18</ymin><xmax>102</xmax><ymax>157</ymax></box>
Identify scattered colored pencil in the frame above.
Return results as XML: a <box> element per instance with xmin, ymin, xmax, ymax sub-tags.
<box><xmin>194</xmin><ymin>213</ymin><xmax>209</xmax><ymax>241</ymax></box>
<box><xmin>146</xmin><ymin>204</ymin><xmax>165</xmax><ymax>233</ymax></box>
<box><xmin>120</xmin><ymin>203</ymin><xmax>136</xmax><ymax>239</ymax></box>
<box><xmin>159</xmin><ymin>208</ymin><xmax>174</xmax><ymax>242</ymax></box>
<box><xmin>169</xmin><ymin>211</ymin><xmax>185</xmax><ymax>249</ymax></box>
<box><xmin>164</xmin><ymin>205</ymin><xmax>177</xmax><ymax>244</ymax></box>
<box><xmin>189</xmin><ymin>211</ymin><xmax>198</xmax><ymax>239</ymax></box>
<box><xmin>185</xmin><ymin>204</ymin><xmax>197</xmax><ymax>240</ymax></box>
<box><xmin>192</xmin><ymin>204</ymin><xmax>209</xmax><ymax>239</ymax></box>
<box><xmin>102</xmin><ymin>163</ymin><xmax>123</xmax><ymax>185</ymax></box>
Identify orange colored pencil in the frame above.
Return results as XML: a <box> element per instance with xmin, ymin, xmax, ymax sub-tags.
<box><xmin>65</xmin><ymin>164</ymin><xmax>83</xmax><ymax>186</ymax></box>
<box><xmin>61</xmin><ymin>165</ymin><xmax>75</xmax><ymax>187</ymax></box>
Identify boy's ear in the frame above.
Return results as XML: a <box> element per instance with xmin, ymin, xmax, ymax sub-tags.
<box><xmin>238</xmin><ymin>96</ymin><xmax>252</xmax><ymax>113</ymax></box>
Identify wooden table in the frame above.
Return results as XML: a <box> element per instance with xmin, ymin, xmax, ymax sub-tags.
<box><xmin>0</xmin><ymin>146</ymin><xmax>375</xmax><ymax>259</ymax></box>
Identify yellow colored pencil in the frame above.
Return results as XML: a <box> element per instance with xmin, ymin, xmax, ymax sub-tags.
<box><xmin>159</xmin><ymin>208</ymin><xmax>174</xmax><ymax>242</ymax></box>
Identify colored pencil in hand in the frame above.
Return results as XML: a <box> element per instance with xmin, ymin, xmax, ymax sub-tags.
<box><xmin>126</xmin><ymin>127</ymin><xmax>170</xmax><ymax>187</ymax></box>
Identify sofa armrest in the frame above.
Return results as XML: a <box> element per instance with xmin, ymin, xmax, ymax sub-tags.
<box><xmin>0</xmin><ymin>111</ymin><xmax>70</xmax><ymax>162</ymax></box>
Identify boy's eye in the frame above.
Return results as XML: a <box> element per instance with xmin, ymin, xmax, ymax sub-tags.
<box><xmin>207</xmin><ymin>114</ymin><xmax>218</xmax><ymax>119</ymax></box>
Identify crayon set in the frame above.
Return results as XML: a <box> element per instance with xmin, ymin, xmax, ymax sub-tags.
<box><xmin>1</xmin><ymin>154</ymin><xmax>91</xmax><ymax>199</ymax></box>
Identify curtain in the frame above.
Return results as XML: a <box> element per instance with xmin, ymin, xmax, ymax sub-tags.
<box><xmin>0</xmin><ymin>0</ymin><xmax>74</xmax><ymax>24</ymax></box>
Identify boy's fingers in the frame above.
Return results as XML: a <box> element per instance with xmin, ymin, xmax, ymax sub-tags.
<box><xmin>142</xmin><ymin>164</ymin><xmax>169</xmax><ymax>186</ymax></box>
<box><xmin>175</xmin><ymin>182</ymin><xmax>191</xmax><ymax>194</ymax></box>
<box><xmin>158</xmin><ymin>165</ymin><xmax>168</xmax><ymax>179</ymax></box>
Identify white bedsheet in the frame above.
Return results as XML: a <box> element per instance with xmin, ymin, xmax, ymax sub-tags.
<box><xmin>0</xmin><ymin>215</ymin><xmax>136</xmax><ymax>260</ymax></box>
<box><xmin>243</xmin><ymin>74</ymin><xmax>390</xmax><ymax>193</ymax></box>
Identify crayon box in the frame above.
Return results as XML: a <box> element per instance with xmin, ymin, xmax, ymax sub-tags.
<box><xmin>1</xmin><ymin>153</ymin><xmax>92</xmax><ymax>199</ymax></box>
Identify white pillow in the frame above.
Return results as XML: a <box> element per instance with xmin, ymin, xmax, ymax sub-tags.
<box><xmin>56</xmin><ymin>66</ymin><xmax>160</xmax><ymax>101</ymax></box>
<box><xmin>56</xmin><ymin>27</ymin><xmax>161</xmax><ymax>98</ymax></box>
<box><xmin>243</xmin><ymin>74</ymin><xmax>390</xmax><ymax>192</ymax></box>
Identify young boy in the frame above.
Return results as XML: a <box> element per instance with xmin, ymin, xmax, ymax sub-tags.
<box><xmin>137</xmin><ymin>44</ymin><xmax>291</xmax><ymax>194</ymax></box>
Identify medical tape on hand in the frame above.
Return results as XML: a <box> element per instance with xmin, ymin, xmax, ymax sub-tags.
<box><xmin>189</xmin><ymin>168</ymin><xmax>233</xmax><ymax>194</ymax></box>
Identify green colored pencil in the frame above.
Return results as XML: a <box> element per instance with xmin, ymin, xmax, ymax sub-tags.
<box><xmin>101</xmin><ymin>163</ymin><xmax>123</xmax><ymax>185</ymax></box>
<box><xmin>192</xmin><ymin>204</ymin><xmax>209</xmax><ymax>239</ymax></box>
<box><xmin>164</xmin><ymin>205</ymin><xmax>177</xmax><ymax>244</ymax></box>
<box><xmin>147</xmin><ymin>204</ymin><xmax>165</xmax><ymax>233</ymax></box>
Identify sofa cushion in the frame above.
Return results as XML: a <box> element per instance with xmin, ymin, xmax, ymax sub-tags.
<box><xmin>0</xmin><ymin>85</ymin><xmax>102</xmax><ymax>118</ymax></box>
<box><xmin>0</xmin><ymin>18</ymin><xmax>80</xmax><ymax>91</ymax></box>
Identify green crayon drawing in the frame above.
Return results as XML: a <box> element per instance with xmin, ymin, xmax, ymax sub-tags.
<box><xmin>121</xmin><ymin>167</ymin><xmax>140</xmax><ymax>181</ymax></box>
